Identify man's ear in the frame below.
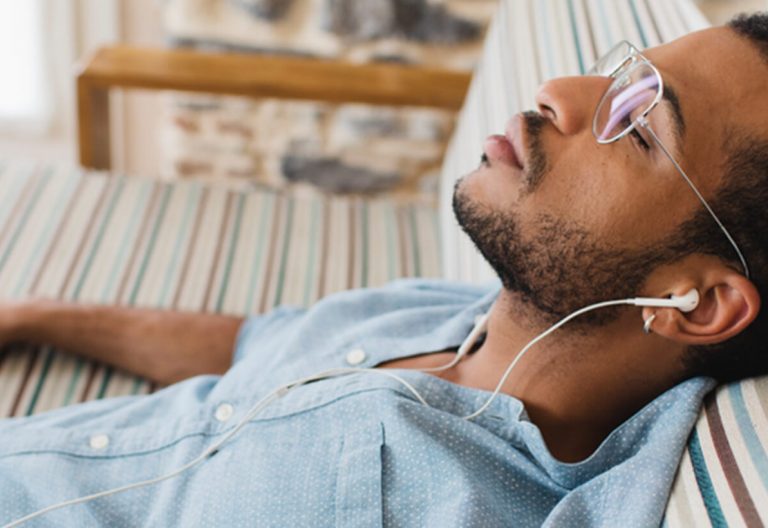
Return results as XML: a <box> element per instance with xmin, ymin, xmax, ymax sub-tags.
<box><xmin>642</xmin><ymin>272</ymin><xmax>761</xmax><ymax>345</ymax></box>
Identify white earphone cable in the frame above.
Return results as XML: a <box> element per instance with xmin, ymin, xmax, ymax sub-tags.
<box><xmin>4</xmin><ymin>295</ymin><xmax>664</xmax><ymax>527</ymax></box>
<box><xmin>460</xmin><ymin>299</ymin><xmax>632</xmax><ymax>419</ymax></box>
<box><xmin>1</xmin><ymin>367</ymin><xmax>429</xmax><ymax>528</ymax></box>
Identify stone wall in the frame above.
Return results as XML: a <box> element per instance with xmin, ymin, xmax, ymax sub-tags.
<box><xmin>160</xmin><ymin>0</ymin><xmax>496</xmax><ymax>197</ymax></box>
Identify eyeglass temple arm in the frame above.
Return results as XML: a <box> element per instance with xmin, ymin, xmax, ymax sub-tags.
<box><xmin>638</xmin><ymin>117</ymin><xmax>751</xmax><ymax>279</ymax></box>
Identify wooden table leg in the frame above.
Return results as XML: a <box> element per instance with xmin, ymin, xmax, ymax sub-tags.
<box><xmin>77</xmin><ymin>78</ymin><xmax>112</xmax><ymax>171</ymax></box>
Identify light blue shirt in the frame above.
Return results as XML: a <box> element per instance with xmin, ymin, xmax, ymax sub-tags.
<box><xmin>0</xmin><ymin>279</ymin><xmax>714</xmax><ymax>527</ymax></box>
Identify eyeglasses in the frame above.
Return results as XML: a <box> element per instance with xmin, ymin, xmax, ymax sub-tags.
<box><xmin>589</xmin><ymin>41</ymin><xmax>750</xmax><ymax>278</ymax></box>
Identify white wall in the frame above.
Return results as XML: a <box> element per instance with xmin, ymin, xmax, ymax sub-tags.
<box><xmin>0</xmin><ymin>0</ymin><xmax>164</xmax><ymax>173</ymax></box>
<box><xmin>115</xmin><ymin>0</ymin><xmax>165</xmax><ymax>176</ymax></box>
<box><xmin>0</xmin><ymin>0</ymin><xmax>121</xmax><ymax>164</ymax></box>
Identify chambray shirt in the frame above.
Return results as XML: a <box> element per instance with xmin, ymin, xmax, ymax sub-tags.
<box><xmin>0</xmin><ymin>279</ymin><xmax>714</xmax><ymax>527</ymax></box>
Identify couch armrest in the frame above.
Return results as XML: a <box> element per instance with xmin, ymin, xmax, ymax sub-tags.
<box><xmin>76</xmin><ymin>45</ymin><xmax>472</xmax><ymax>170</ymax></box>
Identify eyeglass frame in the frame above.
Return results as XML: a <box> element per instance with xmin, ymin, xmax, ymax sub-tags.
<box><xmin>589</xmin><ymin>40</ymin><xmax>750</xmax><ymax>279</ymax></box>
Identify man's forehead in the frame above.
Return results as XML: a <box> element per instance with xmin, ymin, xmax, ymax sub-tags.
<box><xmin>646</xmin><ymin>26</ymin><xmax>768</xmax><ymax>107</ymax></box>
<box><xmin>647</xmin><ymin>27</ymin><xmax>738</xmax><ymax>59</ymax></box>
<box><xmin>645</xmin><ymin>27</ymin><xmax>768</xmax><ymax>156</ymax></box>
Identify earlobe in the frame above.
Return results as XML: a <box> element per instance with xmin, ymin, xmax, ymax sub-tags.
<box><xmin>642</xmin><ymin>274</ymin><xmax>760</xmax><ymax>346</ymax></box>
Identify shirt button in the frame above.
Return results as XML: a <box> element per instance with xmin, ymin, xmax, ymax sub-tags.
<box><xmin>215</xmin><ymin>403</ymin><xmax>234</xmax><ymax>422</ymax></box>
<box><xmin>346</xmin><ymin>348</ymin><xmax>366</xmax><ymax>366</ymax></box>
<box><xmin>89</xmin><ymin>434</ymin><xmax>110</xmax><ymax>450</ymax></box>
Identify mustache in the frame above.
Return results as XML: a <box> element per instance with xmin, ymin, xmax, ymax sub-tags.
<box><xmin>520</xmin><ymin>110</ymin><xmax>549</xmax><ymax>193</ymax></box>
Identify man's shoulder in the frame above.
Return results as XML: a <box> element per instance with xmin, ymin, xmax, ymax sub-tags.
<box><xmin>382</xmin><ymin>277</ymin><xmax>500</xmax><ymax>294</ymax></box>
<box><xmin>321</xmin><ymin>278</ymin><xmax>500</xmax><ymax>306</ymax></box>
<box><xmin>233</xmin><ymin>278</ymin><xmax>499</xmax><ymax>371</ymax></box>
<box><xmin>295</xmin><ymin>278</ymin><xmax>499</xmax><ymax>326</ymax></box>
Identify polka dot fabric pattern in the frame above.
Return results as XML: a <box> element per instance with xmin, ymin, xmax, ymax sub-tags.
<box><xmin>0</xmin><ymin>280</ymin><xmax>714</xmax><ymax>526</ymax></box>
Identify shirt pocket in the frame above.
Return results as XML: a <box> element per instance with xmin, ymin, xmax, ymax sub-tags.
<box><xmin>335</xmin><ymin>421</ymin><xmax>385</xmax><ymax>528</ymax></box>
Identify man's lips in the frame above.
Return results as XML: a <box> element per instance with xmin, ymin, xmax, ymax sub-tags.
<box><xmin>483</xmin><ymin>114</ymin><xmax>526</xmax><ymax>170</ymax></box>
<box><xmin>484</xmin><ymin>135</ymin><xmax>520</xmax><ymax>168</ymax></box>
<box><xmin>505</xmin><ymin>113</ymin><xmax>527</xmax><ymax>169</ymax></box>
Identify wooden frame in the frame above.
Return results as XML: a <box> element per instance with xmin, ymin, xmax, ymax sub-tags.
<box><xmin>76</xmin><ymin>45</ymin><xmax>473</xmax><ymax>170</ymax></box>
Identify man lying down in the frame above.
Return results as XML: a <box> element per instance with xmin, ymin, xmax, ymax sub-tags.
<box><xmin>2</xmin><ymin>14</ymin><xmax>768</xmax><ymax>527</ymax></box>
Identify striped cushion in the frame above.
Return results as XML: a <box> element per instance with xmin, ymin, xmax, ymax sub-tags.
<box><xmin>437</xmin><ymin>0</ymin><xmax>768</xmax><ymax>525</ymax></box>
<box><xmin>667</xmin><ymin>381</ymin><xmax>768</xmax><ymax>527</ymax></box>
<box><xmin>0</xmin><ymin>161</ymin><xmax>441</xmax><ymax>417</ymax></box>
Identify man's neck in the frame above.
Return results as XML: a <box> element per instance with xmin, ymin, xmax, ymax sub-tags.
<box><xmin>453</xmin><ymin>290</ymin><xmax>686</xmax><ymax>462</ymax></box>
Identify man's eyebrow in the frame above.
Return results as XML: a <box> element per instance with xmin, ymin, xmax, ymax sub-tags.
<box><xmin>661</xmin><ymin>83</ymin><xmax>686</xmax><ymax>148</ymax></box>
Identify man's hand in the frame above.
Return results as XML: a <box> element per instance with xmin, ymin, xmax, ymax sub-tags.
<box><xmin>0</xmin><ymin>299</ymin><xmax>245</xmax><ymax>385</ymax></box>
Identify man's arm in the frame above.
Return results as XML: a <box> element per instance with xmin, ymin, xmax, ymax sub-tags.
<box><xmin>1</xmin><ymin>300</ymin><xmax>245</xmax><ymax>385</ymax></box>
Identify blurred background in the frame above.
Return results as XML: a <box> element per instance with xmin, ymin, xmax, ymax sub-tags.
<box><xmin>0</xmin><ymin>0</ymin><xmax>764</xmax><ymax>199</ymax></box>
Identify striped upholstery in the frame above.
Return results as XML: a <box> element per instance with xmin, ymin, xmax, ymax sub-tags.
<box><xmin>667</xmin><ymin>381</ymin><xmax>768</xmax><ymax>527</ymax></box>
<box><xmin>0</xmin><ymin>161</ymin><xmax>441</xmax><ymax>417</ymax></box>
<box><xmin>437</xmin><ymin>1</ymin><xmax>768</xmax><ymax>526</ymax></box>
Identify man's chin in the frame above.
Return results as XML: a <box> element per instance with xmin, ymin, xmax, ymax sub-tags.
<box><xmin>456</xmin><ymin>162</ymin><xmax>530</xmax><ymax>214</ymax></box>
<box><xmin>454</xmin><ymin>171</ymin><xmax>493</xmax><ymax>214</ymax></box>
<box><xmin>452</xmin><ymin>186</ymin><xmax>669</xmax><ymax>327</ymax></box>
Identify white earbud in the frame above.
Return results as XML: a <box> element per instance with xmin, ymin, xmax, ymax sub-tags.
<box><xmin>630</xmin><ymin>288</ymin><xmax>700</xmax><ymax>313</ymax></box>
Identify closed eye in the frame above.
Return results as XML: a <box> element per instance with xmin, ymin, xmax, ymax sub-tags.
<box><xmin>629</xmin><ymin>127</ymin><xmax>650</xmax><ymax>151</ymax></box>
<box><xmin>620</xmin><ymin>113</ymin><xmax>650</xmax><ymax>151</ymax></box>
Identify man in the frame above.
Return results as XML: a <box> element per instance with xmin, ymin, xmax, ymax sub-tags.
<box><xmin>1</xmin><ymin>13</ymin><xmax>768</xmax><ymax>527</ymax></box>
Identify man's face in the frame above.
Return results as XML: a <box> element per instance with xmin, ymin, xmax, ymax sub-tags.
<box><xmin>453</xmin><ymin>27</ymin><xmax>768</xmax><ymax>324</ymax></box>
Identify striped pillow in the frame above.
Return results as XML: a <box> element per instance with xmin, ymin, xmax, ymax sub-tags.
<box><xmin>437</xmin><ymin>0</ymin><xmax>768</xmax><ymax>525</ymax></box>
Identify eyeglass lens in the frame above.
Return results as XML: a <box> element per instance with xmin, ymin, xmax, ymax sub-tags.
<box><xmin>594</xmin><ymin>63</ymin><xmax>660</xmax><ymax>142</ymax></box>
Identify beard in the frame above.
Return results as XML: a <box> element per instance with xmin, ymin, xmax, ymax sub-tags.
<box><xmin>452</xmin><ymin>112</ymin><xmax>692</xmax><ymax>327</ymax></box>
<box><xmin>452</xmin><ymin>190</ymin><xmax>671</xmax><ymax>326</ymax></box>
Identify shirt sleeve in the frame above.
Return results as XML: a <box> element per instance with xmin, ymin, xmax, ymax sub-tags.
<box><xmin>231</xmin><ymin>306</ymin><xmax>306</xmax><ymax>366</ymax></box>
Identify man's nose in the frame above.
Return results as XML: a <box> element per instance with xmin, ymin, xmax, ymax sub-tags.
<box><xmin>534</xmin><ymin>76</ymin><xmax>613</xmax><ymax>136</ymax></box>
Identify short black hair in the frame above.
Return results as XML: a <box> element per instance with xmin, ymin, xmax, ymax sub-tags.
<box><xmin>730</xmin><ymin>12</ymin><xmax>768</xmax><ymax>62</ymax></box>
<box><xmin>681</xmin><ymin>12</ymin><xmax>768</xmax><ymax>382</ymax></box>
